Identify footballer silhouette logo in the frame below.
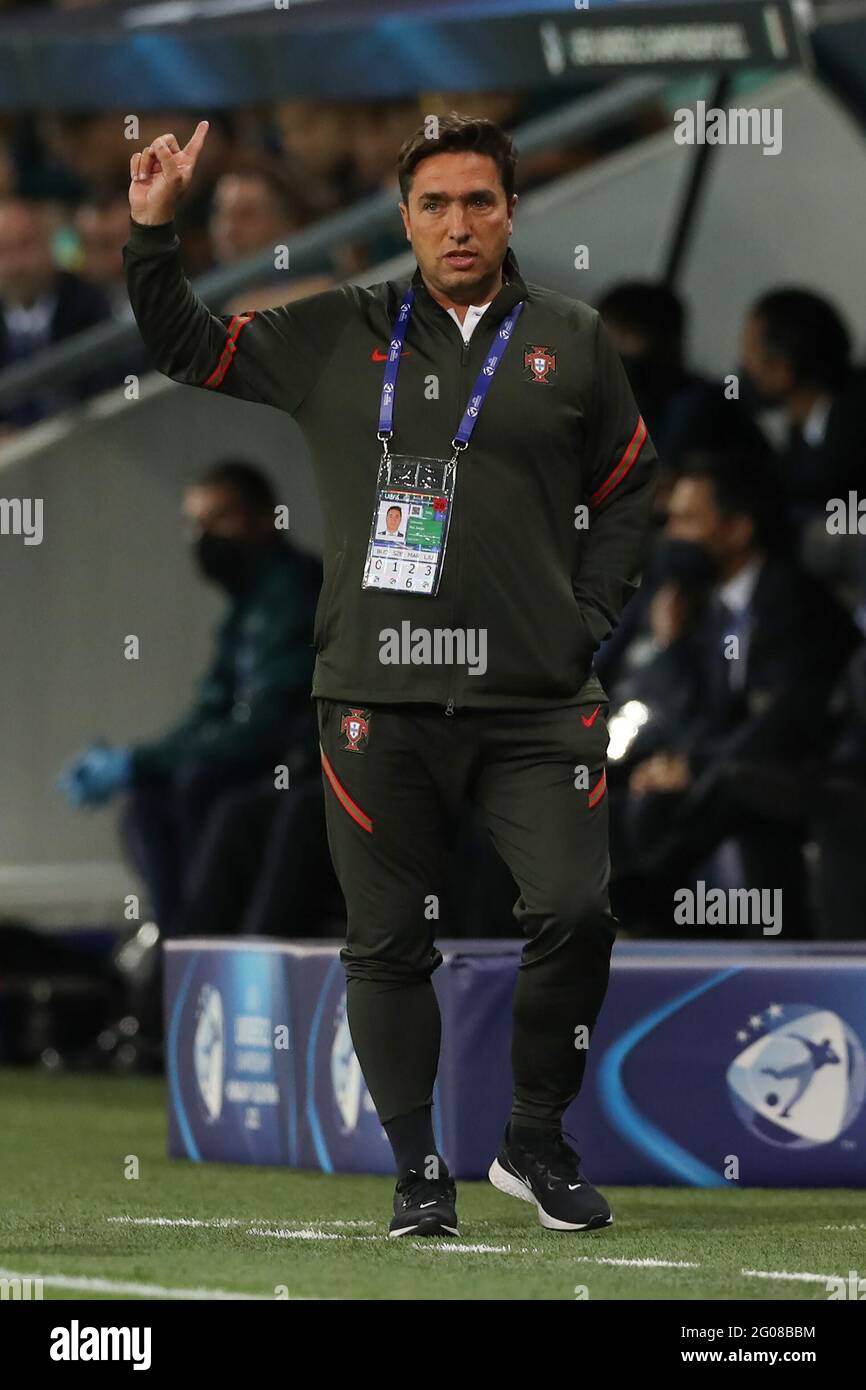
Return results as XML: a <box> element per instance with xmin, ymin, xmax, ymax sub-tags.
<box><xmin>726</xmin><ymin>1004</ymin><xmax>866</xmax><ymax>1148</ymax></box>
<box><xmin>193</xmin><ymin>983</ymin><xmax>224</xmax><ymax>1124</ymax></box>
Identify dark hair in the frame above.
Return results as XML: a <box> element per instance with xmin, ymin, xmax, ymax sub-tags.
<box><xmin>397</xmin><ymin>112</ymin><xmax>517</xmax><ymax>204</ymax></box>
<box><xmin>195</xmin><ymin>461</ymin><xmax>277</xmax><ymax>516</ymax></box>
<box><xmin>597</xmin><ymin>281</ymin><xmax>686</xmax><ymax>364</ymax></box>
<box><xmin>677</xmin><ymin>453</ymin><xmax>785</xmax><ymax>552</ymax></box>
<box><xmin>751</xmin><ymin>288</ymin><xmax>852</xmax><ymax>390</ymax></box>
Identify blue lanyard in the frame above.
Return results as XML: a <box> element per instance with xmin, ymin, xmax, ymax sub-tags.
<box><xmin>377</xmin><ymin>288</ymin><xmax>524</xmax><ymax>458</ymax></box>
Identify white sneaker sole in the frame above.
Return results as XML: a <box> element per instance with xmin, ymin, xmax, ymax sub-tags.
<box><xmin>388</xmin><ymin>1221</ymin><xmax>460</xmax><ymax>1240</ymax></box>
<box><xmin>488</xmin><ymin>1158</ymin><xmax>613</xmax><ymax>1232</ymax></box>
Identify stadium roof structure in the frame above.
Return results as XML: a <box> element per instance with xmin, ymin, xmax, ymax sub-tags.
<box><xmin>0</xmin><ymin>0</ymin><xmax>816</xmax><ymax>110</ymax></box>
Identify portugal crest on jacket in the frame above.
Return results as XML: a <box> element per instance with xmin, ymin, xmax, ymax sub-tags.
<box><xmin>523</xmin><ymin>343</ymin><xmax>557</xmax><ymax>384</ymax></box>
<box><xmin>340</xmin><ymin>707</ymin><xmax>371</xmax><ymax>752</ymax></box>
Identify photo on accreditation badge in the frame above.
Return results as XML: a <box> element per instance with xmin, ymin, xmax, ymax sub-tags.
<box><xmin>376</xmin><ymin>501</ymin><xmax>407</xmax><ymax>540</ymax></box>
<box><xmin>2</xmin><ymin>0</ymin><xmax>865</xmax><ymax>1349</ymax></box>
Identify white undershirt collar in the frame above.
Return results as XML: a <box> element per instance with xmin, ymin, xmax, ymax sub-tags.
<box><xmin>445</xmin><ymin>299</ymin><xmax>493</xmax><ymax>344</ymax></box>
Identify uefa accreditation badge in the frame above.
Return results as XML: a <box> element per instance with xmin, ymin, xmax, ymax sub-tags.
<box><xmin>361</xmin><ymin>452</ymin><xmax>457</xmax><ymax>598</ymax></box>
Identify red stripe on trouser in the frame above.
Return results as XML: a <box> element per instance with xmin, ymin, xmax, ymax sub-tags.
<box><xmin>320</xmin><ymin>745</ymin><xmax>373</xmax><ymax>833</ymax></box>
<box><xmin>588</xmin><ymin>768</ymin><xmax>607</xmax><ymax>807</ymax></box>
<box><xmin>589</xmin><ymin>416</ymin><xmax>647</xmax><ymax>509</ymax></box>
<box><xmin>202</xmin><ymin>312</ymin><xmax>256</xmax><ymax>389</ymax></box>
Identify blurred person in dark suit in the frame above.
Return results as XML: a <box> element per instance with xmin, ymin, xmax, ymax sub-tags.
<box><xmin>807</xmin><ymin>534</ymin><xmax>866</xmax><ymax>940</ymax></box>
<box><xmin>620</xmin><ymin>454</ymin><xmax>858</xmax><ymax>939</ymax></box>
<box><xmin>594</xmin><ymin>280</ymin><xmax>770</xmax><ymax>692</ymax></box>
<box><xmin>58</xmin><ymin>460</ymin><xmax>322</xmax><ymax>937</ymax></box>
<box><xmin>740</xmin><ymin>287</ymin><xmax>866</xmax><ymax>532</ymax></box>
<box><xmin>809</xmin><ymin>643</ymin><xmax>866</xmax><ymax>940</ymax></box>
<box><xmin>598</xmin><ymin>280</ymin><xmax>769</xmax><ymax>480</ymax></box>
<box><xmin>0</xmin><ymin>195</ymin><xmax>114</xmax><ymax>426</ymax></box>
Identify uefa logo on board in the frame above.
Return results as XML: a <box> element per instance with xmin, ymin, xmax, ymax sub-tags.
<box><xmin>726</xmin><ymin>1004</ymin><xmax>866</xmax><ymax>1148</ymax></box>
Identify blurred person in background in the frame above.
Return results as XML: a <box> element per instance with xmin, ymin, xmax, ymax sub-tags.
<box><xmin>209</xmin><ymin>165</ymin><xmax>305</xmax><ymax>264</ymax></box>
<box><xmin>209</xmin><ymin>162</ymin><xmax>336</xmax><ymax>314</ymax></box>
<box><xmin>348</xmin><ymin>101</ymin><xmax>425</xmax><ymax>198</ymax></box>
<box><xmin>273</xmin><ymin>99</ymin><xmax>356</xmax><ymax>220</ymax></box>
<box><xmin>40</xmin><ymin>110</ymin><xmax>238</xmax><ymax>276</ymax></box>
<box><xmin>0</xmin><ymin>194</ymin><xmax>114</xmax><ymax>428</ymax></box>
<box><xmin>58</xmin><ymin>460</ymin><xmax>322</xmax><ymax>940</ymax></box>
<box><xmin>38</xmin><ymin>112</ymin><xmax>133</xmax><ymax>195</ymax></box>
<box><xmin>599</xmin><ymin>280</ymin><xmax>770</xmax><ymax>481</ymax></box>
<box><xmin>74</xmin><ymin>187</ymin><xmax>138</xmax><ymax>310</ymax></box>
<box><xmin>593</xmin><ymin>280</ymin><xmax>772</xmax><ymax>690</ymax></box>
<box><xmin>739</xmin><ymin>287</ymin><xmax>866</xmax><ymax>533</ymax></box>
<box><xmin>620</xmin><ymin>454</ymin><xmax>858</xmax><ymax>939</ymax></box>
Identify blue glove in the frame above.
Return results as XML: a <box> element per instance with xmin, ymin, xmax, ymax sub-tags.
<box><xmin>58</xmin><ymin>744</ymin><xmax>132</xmax><ymax>807</ymax></box>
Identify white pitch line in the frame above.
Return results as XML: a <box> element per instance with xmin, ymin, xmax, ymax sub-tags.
<box><xmin>107</xmin><ymin>1216</ymin><xmax>376</xmax><ymax>1230</ymax></box>
<box><xmin>409</xmin><ymin>1241</ymin><xmax>511</xmax><ymax>1254</ymax></box>
<box><xmin>741</xmin><ymin>1269</ymin><xmax>839</xmax><ymax>1285</ymax></box>
<box><xmin>248</xmin><ymin>1227</ymin><xmax>375</xmax><ymax>1242</ymax></box>
<box><xmin>107</xmin><ymin>1216</ymin><xmax>248</xmax><ymax>1229</ymax></box>
<box><xmin>572</xmin><ymin>1256</ymin><xmax>701</xmax><ymax>1269</ymax></box>
<box><xmin>0</xmin><ymin>1267</ymin><xmax>264</xmax><ymax>1301</ymax></box>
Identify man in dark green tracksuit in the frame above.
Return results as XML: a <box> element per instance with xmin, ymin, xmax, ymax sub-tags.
<box><xmin>59</xmin><ymin>462</ymin><xmax>322</xmax><ymax>934</ymax></box>
<box><xmin>123</xmin><ymin>113</ymin><xmax>658</xmax><ymax>1237</ymax></box>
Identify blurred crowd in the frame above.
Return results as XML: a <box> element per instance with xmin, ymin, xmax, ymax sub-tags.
<box><xmin>0</xmin><ymin>89</ymin><xmax>664</xmax><ymax>437</ymax></box>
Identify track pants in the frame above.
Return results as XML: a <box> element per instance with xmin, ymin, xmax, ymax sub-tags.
<box><xmin>316</xmin><ymin>696</ymin><xmax>615</xmax><ymax>1128</ymax></box>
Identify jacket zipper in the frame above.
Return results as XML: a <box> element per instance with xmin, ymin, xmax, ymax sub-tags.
<box><xmin>445</xmin><ymin>336</ymin><xmax>472</xmax><ymax>717</ymax></box>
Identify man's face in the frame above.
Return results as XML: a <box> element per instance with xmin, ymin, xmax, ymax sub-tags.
<box><xmin>385</xmin><ymin>506</ymin><xmax>403</xmax><ymax>534</ymax></box>
<box><xmin>74</xmin><ymin>200</ymin><xmax>130</xmax><ymax>285</ymax></box>
<box><xmin>398</xmin><ymin>151</ymin><xmax>516</xmax><ymax>303</ymax></box>
<box><xmin>601</xmin><ymin>321</ymin><xmax>649</xmax><ymax>361</ymax></box>
<box><xmin>209</xmin><ymin>175</ymin><xmax>294</xmax><ymax>263</ymax></box>
<box><xmin>666</xmin><ymin>477</ymin><xmax>721</xmax><ymax>552</ymax></box>
<box><xmin>0</xmin><ymin>203</ymin><xmax>55</xmax><ymax>304</ymax></box>
<box><xmin>665</xmin><ymin>477</ymin><xmax>750</xmax><ymax>569</ymax></box>
<box><xmin>183</xmin><ymin>484</ymin><xmax>265</xmax><ymax>542</ymax></box>
<box><xmin>740</xmin><ymin>311</ymin><xmax>794</xmax><ymax>407</ymax></box>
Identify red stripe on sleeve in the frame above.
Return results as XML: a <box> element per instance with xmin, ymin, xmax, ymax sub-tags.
<box><xmin>588</xmin><ymin>416</ymin><xmax>647</xmax><ymax>510</ymax></box>
<box><xmin>202</xmin><ymin>312</ymin><xmax>256</xmax><ymax>390</ymax></box>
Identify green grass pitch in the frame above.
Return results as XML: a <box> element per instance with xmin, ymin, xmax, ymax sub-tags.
<box><xmin>2</xmin><ymin>1068</ymin><xmax>864</xmax><ymax>1301</ymax></box>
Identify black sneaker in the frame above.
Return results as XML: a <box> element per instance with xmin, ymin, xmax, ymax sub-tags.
<box><xmin>388</xmin><ymin>1168</ymin><xmax>459</xmax><ymax>1239</ymax></box>
<box><xmin>488</xmin><ymin>1126</ymin><xmax>612</xmax><ymax>1232</ymax></box>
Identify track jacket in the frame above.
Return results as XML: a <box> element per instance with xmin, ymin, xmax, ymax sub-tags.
<box><xmin>123</xmin><ymin>218</ymin><xmax>658</xmax><ymax>711</ymax></box>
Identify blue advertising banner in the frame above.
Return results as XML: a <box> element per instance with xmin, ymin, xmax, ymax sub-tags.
<box><xmin>0</xmin><ymin>1</ymin><xmax>808</xmax><ymax>110</ymax></box>
<box><xmin>165</xmin><ymin>939</ymin><xmax>866</xmax><ymax>1186</ymax></box>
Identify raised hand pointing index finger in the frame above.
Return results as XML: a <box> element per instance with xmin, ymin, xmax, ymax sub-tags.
<box><xmin>182</xmin><ymin>120</ymin><xmax>210</xmax><ymax>164</ymax></box>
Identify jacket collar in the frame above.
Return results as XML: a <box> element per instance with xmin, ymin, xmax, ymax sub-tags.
<box><xmin>407</xmin><ymin>245</ymin><xmax>527</xmax><ymax>326</ymax></box>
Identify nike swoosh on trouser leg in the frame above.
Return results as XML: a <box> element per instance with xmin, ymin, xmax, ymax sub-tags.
<box><xmin>581</xmin><ymin>704</ymin><xmax>601</xmax><ymax>727</ymax></box>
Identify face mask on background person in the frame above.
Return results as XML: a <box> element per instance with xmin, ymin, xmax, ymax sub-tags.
<box><xmin>653</xmin><ymin>535</ymin><xmax>721</xmax><ymax>590</ymax></box>
<box><xmin>193</xmin><ymin>531</ymin><xmax>260</xmax><ymax>591</ymax></box>
<box><xmin>619</xmin><ymin>353</ymin><xmax>681</xmax><ymax>411</ymax></box>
